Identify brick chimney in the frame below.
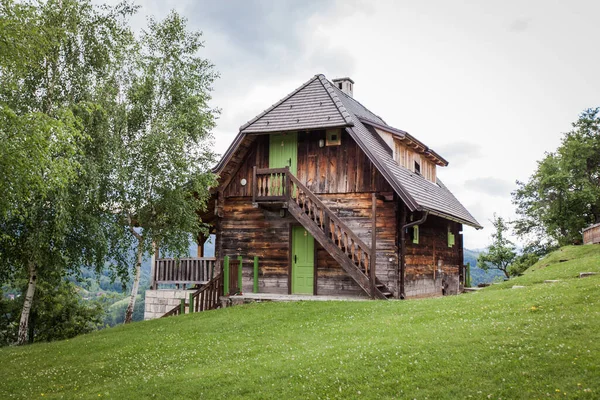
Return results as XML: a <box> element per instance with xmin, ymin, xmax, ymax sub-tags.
<box><xmin>332</xmin><ymin>77</ymin><xmax>354</xmax><ymax>97</ymax></box>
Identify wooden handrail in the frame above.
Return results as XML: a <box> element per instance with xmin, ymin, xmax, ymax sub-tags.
<box><xmin>161</xmin><ymin>272</ymin><xmax>223</xmax><ymax>317</ymax></box>
<box><xmin>286</xmin><ymin>172</ymin><xmax>372</xmax><ymax>255</ymax></box>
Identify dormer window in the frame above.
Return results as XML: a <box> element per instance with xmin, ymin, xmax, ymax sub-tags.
<box><xmin>414</xmin><ymin>160</ymin><xmax>421</xmax><ymax>175</ymax></box>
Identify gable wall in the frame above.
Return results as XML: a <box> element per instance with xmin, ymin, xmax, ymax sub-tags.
<box><xmin>394</xmin><ymin>140</ymin><xmax>437</xmax><ymax>183</ymax></box>
<box><xmin>224</xmin><ymin>130</ymin><xmax>393</xmax><ymax>197</ymax></box>
<box><xmin>404</xmin><ymin>216</ymin><xmax>462</xmax><ymax>297</ymax></box>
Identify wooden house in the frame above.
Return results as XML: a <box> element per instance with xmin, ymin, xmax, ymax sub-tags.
<box><xmin>146</xmin><ymin>74</ymin><xmax>482</xmax><ymax>318</ymax></box>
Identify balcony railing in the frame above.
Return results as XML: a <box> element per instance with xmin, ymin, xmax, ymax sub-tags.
<box><xmin>152</xmin><ymin>257</ymin><xmax>217</xmax><ymax>289</ymax></box>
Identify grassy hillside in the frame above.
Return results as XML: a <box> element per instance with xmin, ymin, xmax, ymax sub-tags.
<box><xmin>1</xmin><ymin>246</ymin><xmax>599</xmax><ymax>399</ymax></box>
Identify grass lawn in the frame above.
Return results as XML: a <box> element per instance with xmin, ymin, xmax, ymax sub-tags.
<box><xmin>1</xmin><ymin>245</ymin><xmax>599</xmax><ymax>399</ymax></box>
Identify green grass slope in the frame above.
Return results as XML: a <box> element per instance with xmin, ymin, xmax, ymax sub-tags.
<box><xmin>1</xmin><ymin>246</ymin><xmax>599</xmax><ymax>399</ymax></box>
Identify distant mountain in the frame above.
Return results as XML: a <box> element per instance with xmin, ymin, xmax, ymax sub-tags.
<box><xmin>464</xmin><ymin>248</ymin><xmax>506</xmax><ymax>286</ymax></box>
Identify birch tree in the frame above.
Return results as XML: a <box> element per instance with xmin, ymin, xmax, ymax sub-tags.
<box><xmin>0</xmin><ymin>0</ymin><xmax>135</xmax><ymax>344</ymax></box>
<box><xmin>113</xmin><ymin>11</ymin><xmax>218</xmax><ymax>323</ymax></box>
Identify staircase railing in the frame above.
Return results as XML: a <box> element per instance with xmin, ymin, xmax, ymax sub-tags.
<box><xmin>252</xmin><ymin>167</ymin><xmax>389</xmax><ymax>299</ymax></box>
<box><xmin>161</xmin><ymin>272</ymin><xmax>224</xmax><ymax>318</ymax></box>
<box><xmin>286</xmin><ymin>172</ymin><xmax>372</xmax><ymax>276</ymax></box>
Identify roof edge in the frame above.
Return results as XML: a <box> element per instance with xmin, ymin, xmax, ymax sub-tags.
<box><xmin>424</xmin><ymin>208</ymin><xmax>483</xmax><ymax>230</ymax></box>
<box><xmin>239</xmin><ymin>74</ymin><xmax>321</xmax><ymax>132</ymax></box>
<box><xmin>317</xmin><ymin>74</ymin><xmax>355</xmax><ymax>127</ymax></box>
<box><xmin>345</xmin><ymin>126</ymin><xmax>419</xmax><ymax>211</ymax></box>
<box><xmin>358</xmin><ymin>117</ymin><xmax>449</xmax><ymax>167</ymax></box>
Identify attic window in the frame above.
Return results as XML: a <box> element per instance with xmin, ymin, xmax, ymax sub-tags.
<box><xmin>414</xmin><ymin>161</ymin><xmax>421</xmax><ymax>175</ymax></box>
<box><xmin>326</xmin><ymin>129</ymin><xmax>341</xmax><ymax>146</ymax></box>
<box><xmin>338</xmin><ymin>83</ymin><xmax>342</xmax><ymax>89</ymax></box>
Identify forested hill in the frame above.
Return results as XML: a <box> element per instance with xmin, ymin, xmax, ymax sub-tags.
<box><xmin>463</xmin><ymin>248</ymin><xmax>505</xmax><ymax>285</ymax></box>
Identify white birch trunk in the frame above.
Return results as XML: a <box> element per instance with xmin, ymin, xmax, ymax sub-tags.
<box><xmin>17</xmin><ymin>262</ymin><xmax>37</xmax><ymax>345</ymax></box>
<box><xmin>124</xmin><ymin>238</ymin><xmax>144</xmax><ymax>324</ymax></box>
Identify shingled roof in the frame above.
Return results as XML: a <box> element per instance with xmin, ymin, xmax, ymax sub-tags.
<box><xmin>215</xmin><ymin>74</ymin><xmax>482</xmax><ymax>229</ymax></box>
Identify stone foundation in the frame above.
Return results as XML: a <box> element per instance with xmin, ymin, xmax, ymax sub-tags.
<box><xmin>144</xmin><ymin>289</ymin><xmax>196</xmax><ymax>320</ymax></box>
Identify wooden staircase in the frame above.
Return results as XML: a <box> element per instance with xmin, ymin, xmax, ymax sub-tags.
<box><xmin>162</xmin><ymin>272</ymin><xmax>224</xmax><ymax>317</ymax></box>
<box><xmin>253</xmin><ymin>167</ymin><xmax>393</xmax><ymax>299</ymax></box>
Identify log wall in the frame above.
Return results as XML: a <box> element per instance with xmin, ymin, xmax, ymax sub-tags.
<box><xmin>219</xmin><ymin>129</ymin><xmax>463</xmax><ymax>299</ymax></box>
<box><xmin>404</xmin><ymin>216</ymin><xmax>462</xmax><ymax>298</ymax></box>
<box><xmin>583</xmin><ymin>223</ymin><xmax>600</xmax><ymax>244</ymax></box>
<box><xmin>220</xmin><ymin>194</ymin><xmax>398</xmax><ymax>297</ymax></box>
<box><xmin>224</xmin><ymin>131</ymin><xmax>391</xmax><ymax>198</ymax></box>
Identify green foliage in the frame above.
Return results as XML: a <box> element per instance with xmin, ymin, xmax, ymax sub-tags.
<box><xmin>463</xmin><ymin>248</ymin><xmax>505</xmax><ymax>286</ymax></box>
<box><xmin>513</xmin><ymin>107</ymin><xmax>600</xmax><ymax>247</ymax></box>
<box><xmin>0</xmin><ymin>281</ymin><xmax>105</xmax><ymax>346</ymax></box>
<box><xmin>478</xmin><ymin>215</ymin><xmax>517</xmax><ymax>278</ymax></box>
<box><xmin>1</xmin><ymin>245</ymin><xmax>599</xmax><ymax>398</ymax></box>
<box><xmin>508</xmin><ymin>252</ymin><xmax>539</xmax><ymax>277</ymax></box>
<box><xmin>0</xmin><ymin>0</ymin><xmax>136</xmax><ymax>343</ymax></box>
<box><xmin>108</xmin><ymin>11</ymin><xmax>219</xmax><ymax>322</ymax></box>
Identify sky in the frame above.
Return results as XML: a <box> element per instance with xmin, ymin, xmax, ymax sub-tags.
<box><xmin>109</xmin><ymin>0</ymin><xmax>600</xmax><ymax>249</ymax></box>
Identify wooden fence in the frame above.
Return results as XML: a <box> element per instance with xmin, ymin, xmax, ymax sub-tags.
<box><xmin>152</xmin><ymin>257</ymin><xmax>216</xmax><ymax>289</ymax></box>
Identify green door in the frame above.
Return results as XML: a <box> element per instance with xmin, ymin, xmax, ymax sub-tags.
<box><xmin>292</xmin><ymin>226</ymin><xmax>314</xmax><ymax>294</ymax></box>
<box><xmin>269</xmin><ymin>132</ymin><xmax>297</xmax><ymax>174</ymax></box>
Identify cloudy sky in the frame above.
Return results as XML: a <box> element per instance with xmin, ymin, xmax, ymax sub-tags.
<box><xmin>115</xmin><ymin>0</ymin><xmax>600</xmax><ymax>249</ymax></box>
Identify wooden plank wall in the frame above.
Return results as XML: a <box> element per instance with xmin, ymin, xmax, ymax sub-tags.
<box><xmin>224</xmin><ymin>131</ymin><xmax>391</xmax><ymax>197</ymax></box>
<box><xmin>316</xmin><ymin>194</ymin><xmax>397</xmax><ymax>295</ymax></box>
<box><xmin>223</xmin><ymin>136</ymin><xmax>269</xmax><ymax>198</ymax></box>
<box><xmin>219</xmin><ymin>194</ymin><xmax>398</xmax><ymax>297</ymax></box>
<box><xmin>403</xmin><ymin>215</ymin><xmax>462</xmax><ymax>298</ymax></box>
<box><xmin>583</xmin><ymin>224</ymin><xmax>600</xmax><ymax>244</ymax></box>
<box><xmin>394</xmin><ymin>140</ymin><xmax>436</xmax><ymax>183</ymax></box>
<box><xmin>220</xmin><ymin>197</ymin><xmax>294</xmax><ymax>294</ymax></box>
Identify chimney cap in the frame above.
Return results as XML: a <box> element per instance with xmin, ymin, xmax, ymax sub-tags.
<box><xmin>332</xmin><ymin>77</ymin><xmax>355</xmax><ymax>84</ymax></box>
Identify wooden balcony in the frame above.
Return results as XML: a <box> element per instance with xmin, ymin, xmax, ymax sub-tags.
<box><xmin>252</xmin><ymin>166</ymin><xmax>291</xmax><ymax>204</ymax></box>
<box><xmin>151</xmin><ymin>257</ymin><xmax>217</xmax><ymax>289</ymax></box>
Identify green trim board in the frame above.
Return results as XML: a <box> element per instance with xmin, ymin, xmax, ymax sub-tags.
<box><xmin>291</xmin><ymin>226</ymin><xmax>315</xmax><ymax>295</ymax></box>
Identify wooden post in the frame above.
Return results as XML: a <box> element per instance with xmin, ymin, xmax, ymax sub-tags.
<box><xmin>252</xmin><ymin>166</ymin><xmax>257</xmax><ymax>204</ymax></box>
<box><xmin>189</xmin><ymin>293</ymin><xmax>194</xmax><ymax>313</ymax></box>
<box><xmin>370</xmin><ymin>193</ymin><xmax>377</xmax><ymax>298</ymax></box>
<box><xmin>180</xmin><ymin>298</ymin><xmax>185</xmax><ymax>315</ymax></box>
<box><xmin>285</xmin><ymin>166</ymin><xmax>291</xmax><ymax>201</ymax></box>
<box><xmin>197</xmin><ymin>235</ymin><xmax>205</xmax><ymax>258</ymax></box>
<box><xmin>223</xmin><ymin>256</ymin><xmax>230</xmax><ymax>295</ymax></box>
<box><xmin>253</xmin><ymin>256</ymin><xmax>259</xmax><ymax>293</ymax></box>
<box><xmin>150</xmin><ymin>242</ymin><xmax>158</xmax><ymax>290</ymax></box>
<box><xmin>237</xmin><ymin>256</ymin><xmax>243</xmax><ymax>294</ymax></box>
<box><xmin>398</xmin><ymin>204</ymin><xmax>407</xmax><ymax>299</ymax></box>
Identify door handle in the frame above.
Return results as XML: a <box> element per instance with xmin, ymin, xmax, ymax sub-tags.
<box><xmin>294</xmin><ymin>255</ymin><xmax>297</xmax><ymax>263</ymax></box>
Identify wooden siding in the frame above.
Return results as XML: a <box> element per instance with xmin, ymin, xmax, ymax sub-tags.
<box><xmin>224</xmin><ymin>131</ymin><xmax>392</xmax><ymax>197</ymax></box>
<box><xmin>583</xmin><ymin>223</ymin><xmax>600</xmax><ymax>244</ymax></box>
<box><xmin>394</xmin><ymin>139</ymin><xmax>436</xmax><ymax>183</ymax></box>
<box><xmin>404</xmin><ymin>215</ymin><xmax>462</xmax><ymax>298</ymax></box>
<box><xmin>220</xmin><ymin>194</ymin><xmax>397</xmax><ymax>297</ymax></box>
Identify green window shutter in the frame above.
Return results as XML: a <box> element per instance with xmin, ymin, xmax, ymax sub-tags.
<box><xmin>413</xmin><ymin>225</ymin><xmax>419</xmax><ymax>244</ymax></box>
<box><xmin>448</xmin><ymin>231</ymin><xmax>455</xmax><ymax>247</ymax></box>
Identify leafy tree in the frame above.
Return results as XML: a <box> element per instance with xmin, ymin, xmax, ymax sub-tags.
<box><xmin>513</xmin><ymin>108</ymin><xmax>600</xmax><ymax>247</ymax></box>
<box><xmin>0</xmin><ymin>0</ymin><xmax>135</xmax><ymax>344</ymax></box>
<box><xmin>0</xmin><ymin>281</ymin><xmax>105</xmax><ymax>346</ymax></box>
<box><xmin>478</xmin><ymin>215</ymin><xmax>517</xmax><ymax>279</ymax></box>
<box><xmin>110</xmin><ymin>12</ymin><xmax>218</xmax><ymax>323</ymax></box>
